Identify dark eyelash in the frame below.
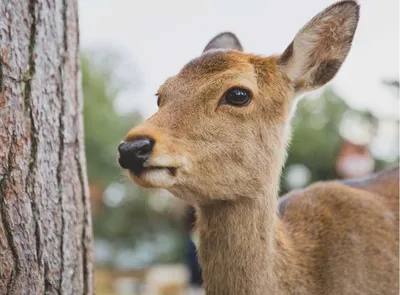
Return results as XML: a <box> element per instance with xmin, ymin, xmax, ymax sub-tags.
<box><xmin>155</xmin><ymin>93</ymin><xmax>160</xmax><ymax>106</ymax></box>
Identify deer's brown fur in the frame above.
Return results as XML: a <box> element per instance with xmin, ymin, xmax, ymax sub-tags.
<box><xmin>120</xmin><ymin>1</ymin><xmax>399</xmax><ymax>294</ymax></box>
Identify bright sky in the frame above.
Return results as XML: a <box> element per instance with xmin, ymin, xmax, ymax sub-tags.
<box><xmin>79</xmin><ymin>0</ymin><xmax>399</xmax><ymax>119</ymax></box>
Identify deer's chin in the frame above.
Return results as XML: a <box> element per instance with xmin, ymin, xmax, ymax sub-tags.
<box><xmin>129</xmin><ymin>167</ymin><xmax>178</xmax><ymax>189</ymax></box>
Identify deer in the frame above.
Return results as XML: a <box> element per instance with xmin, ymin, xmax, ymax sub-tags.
<box><xmin>117</xmin><ymin>1</ymin><xmax>399</xmax><ymax>294</ymax></box>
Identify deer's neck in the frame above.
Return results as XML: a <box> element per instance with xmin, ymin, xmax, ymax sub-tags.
<box><xmin>196</xmin><ymin>188</ymin><xmax>295</xmax><ymax>295</ymax></box>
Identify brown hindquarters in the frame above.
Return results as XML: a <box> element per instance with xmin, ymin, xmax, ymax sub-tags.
<box><xmin>340</xmin><ymin>166</ymin><xmax>399</xmax><ymax>224</ymax></box>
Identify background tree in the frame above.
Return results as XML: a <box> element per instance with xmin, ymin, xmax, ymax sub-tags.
<box><xmin>0</xmin><ymin>1</ymin><xmax>92</xmax><ymax>294</ymax></box>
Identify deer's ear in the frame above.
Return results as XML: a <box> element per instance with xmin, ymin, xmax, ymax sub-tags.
<box><xmin>203</xmin><ymin>32</ymin><xmax>243</xmax><ymax>52</ymax></box>
<box><xmin>278</xmin><ymin>0</ymin><xmax>360</xmax><ymax>95</ymax></box>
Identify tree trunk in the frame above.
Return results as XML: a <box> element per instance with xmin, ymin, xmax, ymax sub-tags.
<box><xmin>0</xmin><ymin>0</ymin><xmax>93</xmax><ymax>294</ymax></box>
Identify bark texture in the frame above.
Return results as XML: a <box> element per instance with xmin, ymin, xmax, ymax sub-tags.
<box><xmin>0</xmin><ymin>0</ymin><xmax>93</xmax><ymax>294</ymax></box>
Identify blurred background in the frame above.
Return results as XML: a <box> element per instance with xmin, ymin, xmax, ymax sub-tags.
<box><xmin>78</xmin><ymin>0</ymin><xmax>399</xmax><ymax>294</ymax></box>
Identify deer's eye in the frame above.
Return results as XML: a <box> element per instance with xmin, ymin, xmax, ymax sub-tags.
<box><xmin>222</xmin><ymin>87</ymin><xmax>251</xmax><ymax>107</ymax></box>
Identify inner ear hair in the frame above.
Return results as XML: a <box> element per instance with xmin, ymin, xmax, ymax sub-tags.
<box><xmin>278</xmin><ymin>0</ymin><xmax>360</xmax><ymax>93</ymax></box>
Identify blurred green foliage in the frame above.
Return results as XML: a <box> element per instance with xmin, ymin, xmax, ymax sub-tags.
<box><xmin>82</xmin><ymin>56</ymin><xmax>142</xmax><ymax>186</ymax></box>
<box><xmin>281</xmin><ymin>83</ymin><xmax>398</xmax><ymax>194</ymax></box>
<box><xmin>283</xmin><ymin>88</ymin><xmax>347</xmax><ymax>188</ymax></box>
<box><xmin>82</xmin><ymin>55</ymin><xmax>183</xmax><ymax>267</ymax></box>
<box><xmin>281</xmin><ymin>80</ymin><xmax>399</xmax><ymax>195</ymax></box>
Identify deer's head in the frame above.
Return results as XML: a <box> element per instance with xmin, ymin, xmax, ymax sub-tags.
<box><xmin>118</xmin><ymin>1</ymin><xmax>359</xmax><ymax>203</ymax></box>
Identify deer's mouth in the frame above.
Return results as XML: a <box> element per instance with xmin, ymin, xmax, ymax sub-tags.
<box><xmin>142</xmin><ymin>166</ymin><xmax>178</xmax><ymax>176</ymax></box>
<box><xmin>125</xmin><ymin>153</ymin><xmax>188</xmax><ymax>189</ymax></box>
<box><xmin>129</xmin><ymin>165</ymin><xmax>180</xmax><ymax>189</ymax></box>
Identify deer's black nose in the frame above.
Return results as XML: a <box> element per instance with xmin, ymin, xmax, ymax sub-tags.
<box><xmin>118</xmin><ymin>136</ymin><xmax>155</xmax><ymax>175</ymax></box>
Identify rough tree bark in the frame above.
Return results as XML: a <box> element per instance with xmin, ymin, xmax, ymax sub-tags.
<box><xmin>0</xmin><ymin>0</ymin><xmax>93</xmax><ymax>294</ymax></box>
